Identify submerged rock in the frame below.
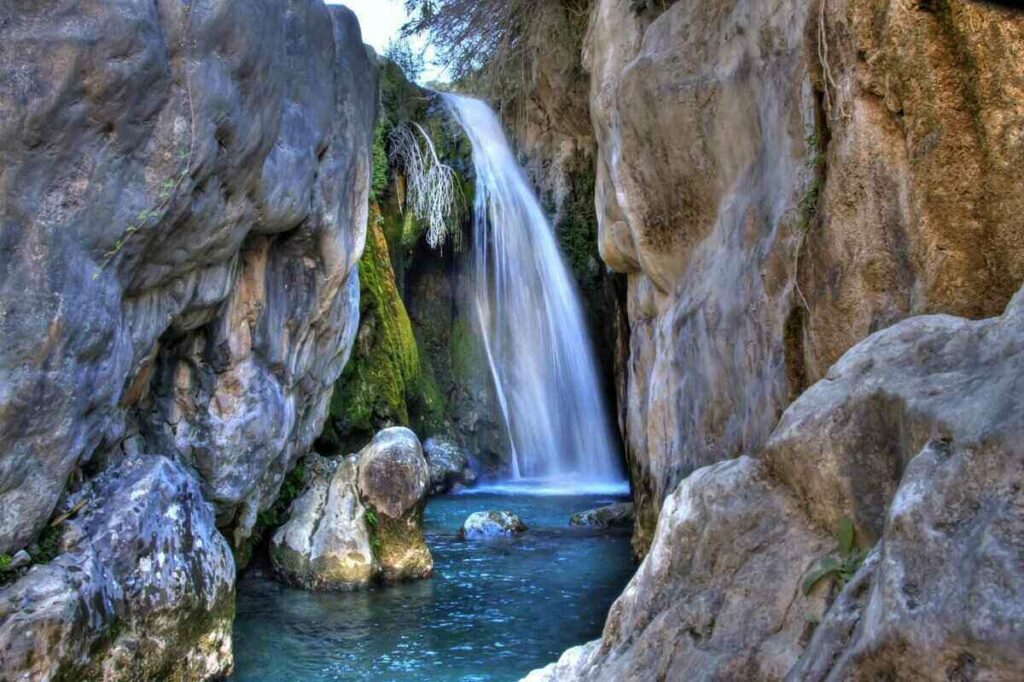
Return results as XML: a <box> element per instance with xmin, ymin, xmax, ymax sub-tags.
<box><xmin>0</xmin><ymin>457</ymin><xmax>235</xmax><ymax>681</ymax></box>
<box><xmin>423</xmin><ymin>437</ymin><xmax>476</xmax><ymax>495</ymax></box>
<box><xmin>270</xmin><ymin>455</ymin><xmax>376</xmax><ymax>591</ymax></box>
<box><xmin>357</xmin><ymin>428</ymin><xmax>433</xmax><ymax>582</ymax></box>
<box><xmin>461</xmin><ymin>511</ymin><xmax>529</xmax><ymax>539</ymax></box>
<box><xmin>570</xmin><ymin>503</ymin><xmax>634</xmax><ymax>529</ymax></box>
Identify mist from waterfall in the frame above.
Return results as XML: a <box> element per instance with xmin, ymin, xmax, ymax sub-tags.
<box><xmin>443</xmin><ymin>94</ymin><xmax>625</xmax><ymax>492</ymax></box>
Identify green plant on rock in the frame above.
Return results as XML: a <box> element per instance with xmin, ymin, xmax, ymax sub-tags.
<box><xmin>802</xmin><ymin>517</ymin><xmax>869</xmax><ymax>595</ymax></box>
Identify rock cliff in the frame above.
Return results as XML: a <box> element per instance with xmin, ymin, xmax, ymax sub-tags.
<box><xmin>0</xmin><ymin>1</ymin><xmax>375</xmax><ymax>677</ymax></box>
<box><xmin>528</xmin><ymin>0</ymin><xmax>1024</xmax><ymax>679</ymax></box>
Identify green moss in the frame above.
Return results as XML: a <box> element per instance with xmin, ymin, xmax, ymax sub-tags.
<box><xmin>322</xmin><ymin>206</ymin><xmax>445</xmax><ymax>451</ymax></box>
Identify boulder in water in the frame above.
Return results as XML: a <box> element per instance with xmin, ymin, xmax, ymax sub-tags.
<box><xmin>356</xmin><ymin>428</ymin><xmax>433</xmax><ymax>582</ymax></box>
<box><xmin>272</xmin><ymin>428</ymin><xmax>433</xmax><ymax>588</ymax></box>
<box><xmin>570</xmin><ymin>502</ymin><xmax>635</xmax><ymax>528</ymax></box>
<box><xmin>460</xmin><ymin>511</ymin><xmax>528</xmax><ymax>539</ymax></box>
<box><xmin>270</xmin><ymin>454</ymin><xmax>376</xmax><ymax>590</ymax></box>
<box><xmin>423</xmin><ymin>437</ymin><xmax>476</xmax><ymax>495</ymax></box>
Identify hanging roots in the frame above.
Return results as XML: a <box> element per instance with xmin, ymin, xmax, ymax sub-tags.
<box><xmin>388</xmin><ymin>123</ymin><xmax>465</xmax><ymax>251</ymax></box>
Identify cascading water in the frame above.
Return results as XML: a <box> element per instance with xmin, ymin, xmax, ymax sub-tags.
<box><xmin>443</xmin><ymin>94</ymin><xmax>625</xmax><ymax>490</ymax></box>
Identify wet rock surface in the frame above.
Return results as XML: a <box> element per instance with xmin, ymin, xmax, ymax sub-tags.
<box><xmin>423</xmin><ymin>437</ymin><xmax>476</xmax><ymax>495</ymax></box>
<box><xmin>461</xmin><ymin>511</ymin><xmax>529</xmax><ymax>539</ymax></box>
<box><xmin>569</xmin><ymin>503</ymin><xmax>634</xmax><ymax>529</ymax></box>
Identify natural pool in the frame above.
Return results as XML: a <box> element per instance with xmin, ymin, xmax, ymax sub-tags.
<box><xmin>232</xmin><ymin>488</ymin><xmax>635</xmax><ymax>681</ymax></box>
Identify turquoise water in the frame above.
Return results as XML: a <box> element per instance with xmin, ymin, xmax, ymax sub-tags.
<box><xmin>232</xmin><ymin>490</ymin><xmax>634</xmax><ymax>681</ymax></box>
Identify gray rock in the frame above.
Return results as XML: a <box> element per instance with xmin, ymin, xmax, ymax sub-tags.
<box><xmin>0</xmin><ymin>456</ymin><xmax>235</xmax><ymax>681</ymax></box>
<box><xmin>423</xmin><ymin>436</ymin><xmax>474</xmax><ymax>495</ymax></box>
<box><xmin>7</xmin><ymin>551</ymin><xmax>30</xmax><ymax>571</ymax></box>
<box><xmin>271</xmin><ymin>428</ymin><xmax>434</xmax><ymax>589</ymax></box>
<box><xmin>569</xmin><ymin>503</ymin><xmax>634</xmax><ymax>528</ymax></box>
<box><xmin>0</xmin><ymin>0</ymin><xmax>376</xmax><ymax>556</ymax></box>
<box><xmin>763</xmin><ymin>287</ymin><xmax>1024</xmax><ymax>544</ymax></box>
<box><xmin>528</xmin><ymin>289</ymin><xmax>1024</xmax><ymax>681</ymax></box>
<box><xmin>461</xmin><ymin>511</ymin><xmax>529</xmax><ymax>539</ymax></box>
<box><xmin>357</xmin><ymin>428</ymin><xmax>433</xmax><ymax>582</ymax></box>
<box><xmin>527</xmin><ymin>458</ymin><xmax>828</xmax><ymax>681</ymax></box>
<box><xmin>270</xmin><ymin>454</ymin><xmax>376</xmax><ymax>591</ymax></box>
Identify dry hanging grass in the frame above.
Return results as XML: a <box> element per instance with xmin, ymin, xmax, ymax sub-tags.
<box><xmin>388</xmin><ymin>123</ymin><xmax>465</xmax><ymax>251</ymax></box>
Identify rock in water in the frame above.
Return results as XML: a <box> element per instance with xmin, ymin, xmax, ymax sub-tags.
<box><xmin>270</xmin><ymin>455</ymin><xmax>376</xmax><ymax>591</ymax></box>
<box><xmin>423</xmin><ymin>437</ymin><xmax>476</xmax><ymax>495</ymax></box>
<box><xmin>570</xmin><ymin>503</ymin><xmax>634</xmax><ymax>529</ymax></box>
<box><xmin>461</xmin><ymin>511</ymin><xmax>529</xmax><ymax>539</ymax></box>
<box><xmin>357</xmin><ymin>428</ymin><xmax>433</xmax><ymax>582</ymax></box>
<box><xmin>0</xmin><ymin>457</ymin><xmax>235</xmax><ymax>681</ymax></box>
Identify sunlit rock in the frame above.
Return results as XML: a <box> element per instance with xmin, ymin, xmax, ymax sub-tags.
<box><xmin>270</xmin><ymin>454</ymin><xmax>377</xmax><ymax>591</ymax></box>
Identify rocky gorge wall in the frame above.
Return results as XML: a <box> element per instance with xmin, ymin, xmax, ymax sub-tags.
<box><xmin>528</xmin><ymin>0</ymin><xmax>1024</xmax><ymax>679</ymax></box>
<box><xmin>0</xmin><ymin>1</ymin><xmax>375</xmax><ymax>678</ymax></box>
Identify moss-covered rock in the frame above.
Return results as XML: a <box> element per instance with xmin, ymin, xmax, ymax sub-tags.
<box><xmin>320</xmin><ymin>208</ymin><xmax>445</xmax><ymax>452</ymax></box>
<box><xmin>356</xmin><ymin>428</ymin><xmax>433</xmax><ymax>582</ymax></box>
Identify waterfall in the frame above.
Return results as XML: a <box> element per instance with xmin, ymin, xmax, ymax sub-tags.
<box><xmin>444</xmin><ymin>94</ymin><xmax>625</xmax><ymax>491</ymax></box>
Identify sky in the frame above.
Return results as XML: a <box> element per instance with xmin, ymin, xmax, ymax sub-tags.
<box><xmin>327</xmin><ymin>0</ymin><xmax>446</xmax><ymax>82</ymax></box>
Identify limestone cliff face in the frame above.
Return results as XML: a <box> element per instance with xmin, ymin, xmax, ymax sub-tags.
<box><xmin>586</xmin><ymin>0</ymin><xmax>1024</xmax><ymax>555</ymax></box>
<box><xmin>0</xmin><ymin>1</ymin><xmax>375</xmax><ymax>677</ymax></box>
<box><xmin>526</xmin><ymin>0</ymin><xmax>1024</xmax><ymax>679</ymax></box>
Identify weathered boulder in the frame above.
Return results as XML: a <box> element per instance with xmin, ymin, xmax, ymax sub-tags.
<box><xmin>528</xmin><ymin>289</ymin><xmax>1024</xmax><ymax>680</ymax></box>
<box><xmin>790</xmin><ymin>436</ymin><xmax>1024</xmax><ymax>680</ymax></box>
<box><xmin>0</xmin><ymin>0</ymin><xmax>375</xmax><ymax>557</ymax></box>
<box><xmin>356</xmin><ymin>427</ymin><xmax>433</xmax><ymax>582</ymax></box>
<box><xmin>423</xmin><ymin>436</ymin><xmax>476</xmax><ymax>495</ymax></box>
<box><xmin>0</xmin><ymin>457</ymin><xmax>235</xmax><ymax>681</ymax></box>
<box><xmin>569</xmin><ymin>503</ymin><xmax>634</xmax><ymax>529</ymax></box>
<box><xmin>460</xmin><ymin>511</ymin><xmax>529</xmax><ymax>539</ymax></box>
<box><xmin>530</xmin><ymin>458</ymin><xmax>829</xmax><ymax>680</ymax></box>
<box><xmin>270</xmin><ymin>454</ymin><xmax>376</xmax><ymax>591</ymax></box>
<box><xmin>764</xmin><ymin>288</ymin><xmax>1024</xmax><ymax>544</ymax></box>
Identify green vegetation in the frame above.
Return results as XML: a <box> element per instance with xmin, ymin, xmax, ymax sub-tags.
<box><xmin>798</xmin><ymin>131</ymin><xmax>827</xmax><ymax>233</ymax></box>
<box><xmin>802</xmin><ymin>517</ymin><xmax>870</xmax><ymax>595</ymax></box>
<box><xmin>234</xmin><ymin>462</ymin><xmax>308</xmax><ymax>570</ymax></box>
<box><xmin>321</xmin><ymin>208</ymin><xmax>445</xmax><ymax>451</ymax></box>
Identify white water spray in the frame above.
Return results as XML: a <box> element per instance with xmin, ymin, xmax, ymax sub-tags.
<box><xmin>444</xmin><ymin>94</ymin><xmax>625</xmax><ymax>491</ymax></box>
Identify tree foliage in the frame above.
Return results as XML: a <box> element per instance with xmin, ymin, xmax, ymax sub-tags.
<box><xmin>403</xmin><ymin>0</ymin><xmax>590</xmax><ymax>93</ymax></box>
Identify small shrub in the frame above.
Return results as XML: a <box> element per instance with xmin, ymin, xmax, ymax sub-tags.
<box><xmin>802</xmin><ymin>517</ymin><xmax>870</xmax><ymax>595</ymax></box>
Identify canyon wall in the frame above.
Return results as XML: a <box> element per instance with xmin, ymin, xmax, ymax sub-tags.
<box><xmin>530</xmin><ymin>0</ymin><xmax>1024</xmax><ymax>678</ymax></box>
<box><xmin>0</xmin><ymin>1</ymin><xmax>375</xmax><ymax>677</ymax></box>
<box><xmin>588</xmin><ymin>0</ymin><xmax>1024</xmax><ymax>555</ymax></box>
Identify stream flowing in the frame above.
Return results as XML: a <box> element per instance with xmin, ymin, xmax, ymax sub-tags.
<box><xmin>233</xmin><ymin>492</ymin><xmax>633</xmax><ymax>681</ymax></box>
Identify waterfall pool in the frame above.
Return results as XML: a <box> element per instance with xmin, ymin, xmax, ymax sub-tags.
<box><xmin>232</xmin><ymin>490</ymin><xmax>635</xmax><ymax>681</ymax></box>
